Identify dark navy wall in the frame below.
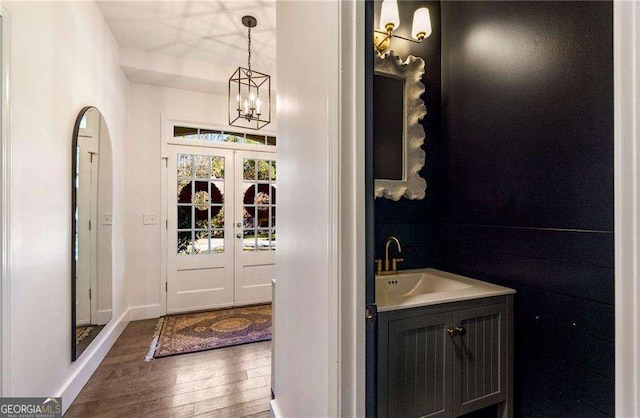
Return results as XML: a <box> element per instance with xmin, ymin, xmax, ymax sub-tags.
<box><xmin>440</xmin><ymin>2</ymin><xmax>614</xmax><ymax>417</ymax></box>
<box><xmin>374</xmin><ymin>1</ymin><xmax>442</xmax><ymax>268</ymax></box>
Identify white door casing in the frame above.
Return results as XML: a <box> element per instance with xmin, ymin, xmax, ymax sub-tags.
<box><xmin>614</xmin><ymin>1</ymin><xmax>640</xmax><ymax>416</ymax></box>
<box><xmin>0</xmin><ymin>8</ymin><xmax>11</xmax><ymax>397</ymax></box>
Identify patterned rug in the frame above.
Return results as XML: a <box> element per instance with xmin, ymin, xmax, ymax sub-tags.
<box><xmin>151</xmin><ymin>304</ymin><xmax>272</xmax><ymax>359</ymax></box>
<box><xmin>75</xmin><ymin>326</ymin><xmax>94</xmax><ymax>345</ymax></box>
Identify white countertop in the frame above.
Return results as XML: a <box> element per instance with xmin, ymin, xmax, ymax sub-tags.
<box><xmin>376</xmin><ymin>268</ymin><xmax>515</xmax><ymax>312</ymax></box>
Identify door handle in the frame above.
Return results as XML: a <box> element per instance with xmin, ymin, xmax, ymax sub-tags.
<box><xmin>236</xmin><ymin>233</ymin><xmax>242</xmax><ymax>239</ymax></box>
<box><xmin>447</xmin><ymin>327</ymin><xmax>458</xmax><ymax>337</ymax></box>
<box><xmin>236</xmin><ymin>222</ymin><xmax>242</xmax><ymax>228</ymax></box>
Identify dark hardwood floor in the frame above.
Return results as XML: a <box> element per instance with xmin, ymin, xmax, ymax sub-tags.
<box><xmin>66</xmin><ymin>319</ymin><xmax>272</xmax><ymax>418</ymax></box>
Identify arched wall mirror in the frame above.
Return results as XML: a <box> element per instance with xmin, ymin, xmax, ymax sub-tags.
<box><xmin>71</xmin><ymin>106</ymin><xmax>113</xmax><ymax>361</ymax></box>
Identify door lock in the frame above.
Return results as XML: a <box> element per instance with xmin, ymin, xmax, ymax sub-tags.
<box><xmin>236</xmin><ymin>233</ymin><xmax>242</xmax><ymax>239</ymax></box>
<box><xmin>236</xmin><ymin>222</ymin><xmax>242</xmax><ymax>228</ymax></box>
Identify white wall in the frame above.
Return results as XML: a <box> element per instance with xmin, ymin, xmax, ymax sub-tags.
<box><xmin>5</xmin><ymin>0</ymin><xmax>129</xmax><ymax>408</ymax></box>
<box><xmin>273</xmin><ymin>1</ymin><xmax>343</xmax><ymax>416</ymax></box>
<box><xmin>125</xmin><ymin>83</ymin><xmax>276</xmax><ymax>319</ymax></box>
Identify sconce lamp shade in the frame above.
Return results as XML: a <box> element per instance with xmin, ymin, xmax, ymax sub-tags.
<box><xmin>412</xmin><ymin>7</ymin><xmax>432</xmax><ymax>41</ymax></box>
<box><xmin>380</xmin><ymin>0</ymin><xmax>400</xmax><ymax>31</ymax></box>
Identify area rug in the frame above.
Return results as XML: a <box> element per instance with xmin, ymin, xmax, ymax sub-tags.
<box><xmin>75</xmin><ymin>326</ymin><xmax>94</xmax><ymax>345</ymax></box>
<box><xmin>150</xmin><ymin>304</ymin><xmax>272</xmax><ymax>359</ymax></box>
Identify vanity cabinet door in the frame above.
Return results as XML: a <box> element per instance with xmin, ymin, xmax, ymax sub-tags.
<box><xmin>452</xmin><ymin>303</ymin><xmax>507</xmax><ymax>416</ymax></box>
<box><xmin>383</xmin><ymin>312</ymin><xmax>455</xmax><ymax>418</ymax></box>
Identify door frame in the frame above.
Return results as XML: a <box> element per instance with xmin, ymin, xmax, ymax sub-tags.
<box><xmin>159</xmin><ymin>115</ymin><xmax>277</xmax><ymax>315</ymax></box>
<box><xmin>613</xmin><ymin>1</ymin><xmax>640</xmax><ymax>416</ymax></box>
<box><xmin>0</xmin><ymin>5</ymin><xmax>11</xmax><ymax>397</ymax></box>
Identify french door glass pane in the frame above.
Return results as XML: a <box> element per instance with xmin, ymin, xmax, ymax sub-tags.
<box><xmin>270</xmin><ymin>161</ymin><xmax>277</xmax><ymax>180</ymax></box>
<box><xmin>177</xmin><ymin>155</ymin><xmax>192</xmax><ymax>178</ymax></box>
<box><xmin>176</xmin><ymin>153</ymin><xmax>225</xmax><ymax>255</ymax></box>
<box><xmin>243</xmin><ymin>159</ymin><xmax>256</xmax><ymax>180</ymax></box>
<box><xmin>194</xmin><ymin>156</ymin><xmax>209</xmax><ymax>179</ymax></box>
<box><xmin>243</xmin><ymin>158</ymin><xmax>276</xmax><ymax>252</ymax></box>
<box><xmin>211</xmin><ymin>206</ymin><xmax>224</xmax><ymax>228</ymax></box>
<box><xmin>257</xmin><ymin>229</ymin><xmax>270</xmax><ymax>251</ymax></box>
<box><xmin>177</xmin><ymin>231</ymin><xmax>193</xmax><ymax>254</ymax></box>
<box><xmin>243</xmin><ymin>229</ymin><xmax>257</xmax><ymax>251</ymax></box>
<box><xmin>211</xmin><ymin>182</ymin><xmax>224</xmax><ymax>203</ymax></box>
<box><xmin>177</xmin><ymin>206</ymin><xmax>191</xmax><ymax>229</ymax></box>
<box><xmin>257</xmin><ymin>161</ymin><xmax>270</xmax><ymax>180</ymax></box>
<box><xmin>211</xmin><ymin>157</ymin><xmax>225</xmax><ymax>179</ymax></box>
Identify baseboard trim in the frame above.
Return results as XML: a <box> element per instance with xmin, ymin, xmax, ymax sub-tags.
<box><xmin>128</xmin><ymin>303</ymin><xmax>163</xmax><ymax>321</ymax></box>
<box><xmin>270</xmin><ymin>398</ymin><xmax>283</xmax><ymax>418</ymax></box>
<box><xmin>93</xmin><ymin>309</ymin><xmax>112</xmax><ymax>325</ymax></box>
<box><xmin>58</xmin><ymin>308</ymin><xmax>129</xmax><ymax>413</ymax></box>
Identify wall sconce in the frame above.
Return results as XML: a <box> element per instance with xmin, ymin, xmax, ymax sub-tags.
<box><xmin>374</xmin><ymin>0</ymin><xmax>432</xmax><ymax>53</ymax></box>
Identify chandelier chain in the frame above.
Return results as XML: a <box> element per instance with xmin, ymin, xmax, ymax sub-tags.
<box><xmin>247</xmin><ymin>26</ymin><xmax>252</xmax><ymax>72</ymax></box>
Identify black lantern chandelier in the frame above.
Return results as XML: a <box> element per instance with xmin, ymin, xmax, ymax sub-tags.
<box><xmin>229</xmin><ymin>15</ymin><xmax>271</xmax><ymax>130</ymax></box>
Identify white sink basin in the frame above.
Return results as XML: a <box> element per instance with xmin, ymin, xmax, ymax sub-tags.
<box><xmin>376</xmin><ymin>268</ymin><xmax>515</xmax><ymax>312</ymax></box>
<box><xmin>377</xmin><ymin>271</ymin><xmax>471</xmax><ymax>297</ymax></box>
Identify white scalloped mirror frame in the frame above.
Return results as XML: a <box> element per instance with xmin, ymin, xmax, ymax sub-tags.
<box><xmin>374</xmin><ymin>50</ymin><xmax>427</xmax><ymax>201</ymax></box>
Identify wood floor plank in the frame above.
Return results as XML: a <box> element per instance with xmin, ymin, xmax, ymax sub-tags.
<box><xmin>70</xmin><ymin>397</ymin><xmax>179</xmax><ymax>418</ymax></box>
<box><xmin>192</xmin><ymin>386</ymin><xmax>271</xmax><ymax>415</ymax></box>
<box><xmin>64</xmin><ymin>389</ymin><xmax>157</xmax><ymax>417</ymax></box>
<box><xmin>244</xmin><ymin>410</ymin><xmax>272</xmax><ymax>418</ymax></box>
<box><xmin>151</xmin><ymin>371</ymin><xmax>250</xmax><ymax>400</ymax></box>
<box><xmin>246</xmin><ymin>365</ymin><xmax>271</xmax><ymax>379</ymax></box>
<box><xmin>171</xmin><ymin>377</ymin><xmax>267</xmax><ymax>407</ymax></box>
<box><xmin>66</xmin><ymin>318</ymin><xmax>272</xmax><ymax>418</ymax></box>
<box><xmin>195</xmin><ymin>396</ymin><xmax>272</xmax><ymax>418</ymax></box>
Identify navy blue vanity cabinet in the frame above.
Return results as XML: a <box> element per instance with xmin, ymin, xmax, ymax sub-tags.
<box><xmin>378</xmin><ymin>295</ymin><xmax>514</xmax><ymax>418</ymax></box>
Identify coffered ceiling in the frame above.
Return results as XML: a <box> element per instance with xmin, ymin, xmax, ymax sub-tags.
<box><xmin>97</xmin><ymin>0</ymin><xmax>276</xmax><ymax>94</ymax></box>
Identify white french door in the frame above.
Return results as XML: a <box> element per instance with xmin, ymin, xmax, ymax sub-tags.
<box><xmin>234</xmin><ymin>150</ymin><xmax>276</xmax><ymax>304</ymax></box>
<box><xmin>167</xmin><ymin>146</ymin><xmax>235</xmax><ymax>313</ymax></box>
<box><xmin>167</xmin><ymin>145</ymin><xmax>275</xmax><ymax>313</ymax></box>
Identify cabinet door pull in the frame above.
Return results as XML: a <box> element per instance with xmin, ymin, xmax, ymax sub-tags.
<box><xmin>447</xmin><ymin>327</ymin><xmax>458</xmax><ymax>337</ymax></box>
<box><xmin>455</xmin><ymin>326</ymin><xmax>465</xmax><ymax>336</ymax></box>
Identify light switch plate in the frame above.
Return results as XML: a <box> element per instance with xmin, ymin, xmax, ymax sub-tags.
<box><xmin>102</xmin><ymin>213</ymin><xmax>113</xmax><ymax>225</ymax></box>
<box><xmin>143</xmin><ymin>213</ymin><xmax>158</xmax><ymax>225</ymax></box>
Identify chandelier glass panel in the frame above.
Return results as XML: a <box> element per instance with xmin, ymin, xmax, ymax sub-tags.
<box><xmin>229</xmin><ymin>15</ymin><xmax>271</xmax><ymax>130</ymax></box>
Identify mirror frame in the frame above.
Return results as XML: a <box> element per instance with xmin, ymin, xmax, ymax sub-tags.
<box><xmin>71</xmin><ymin>106</ymin><xmax>113</xmax><ymax>361</ymax></box>
<box><xmin>71</xmin><ymin>107</ymin><xmax>86</xmax><ymax>361</ymax></box>
<box><xmin>374</xmin><ymin>50</ymin><xmax>427</xmax><ymax>200</ymax></box>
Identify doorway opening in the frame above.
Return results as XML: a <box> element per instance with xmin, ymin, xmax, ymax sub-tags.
<box><xmin>164</xmin><ymin>124</ymin><xmax>277</xmax><ymax>314</ymax></box>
